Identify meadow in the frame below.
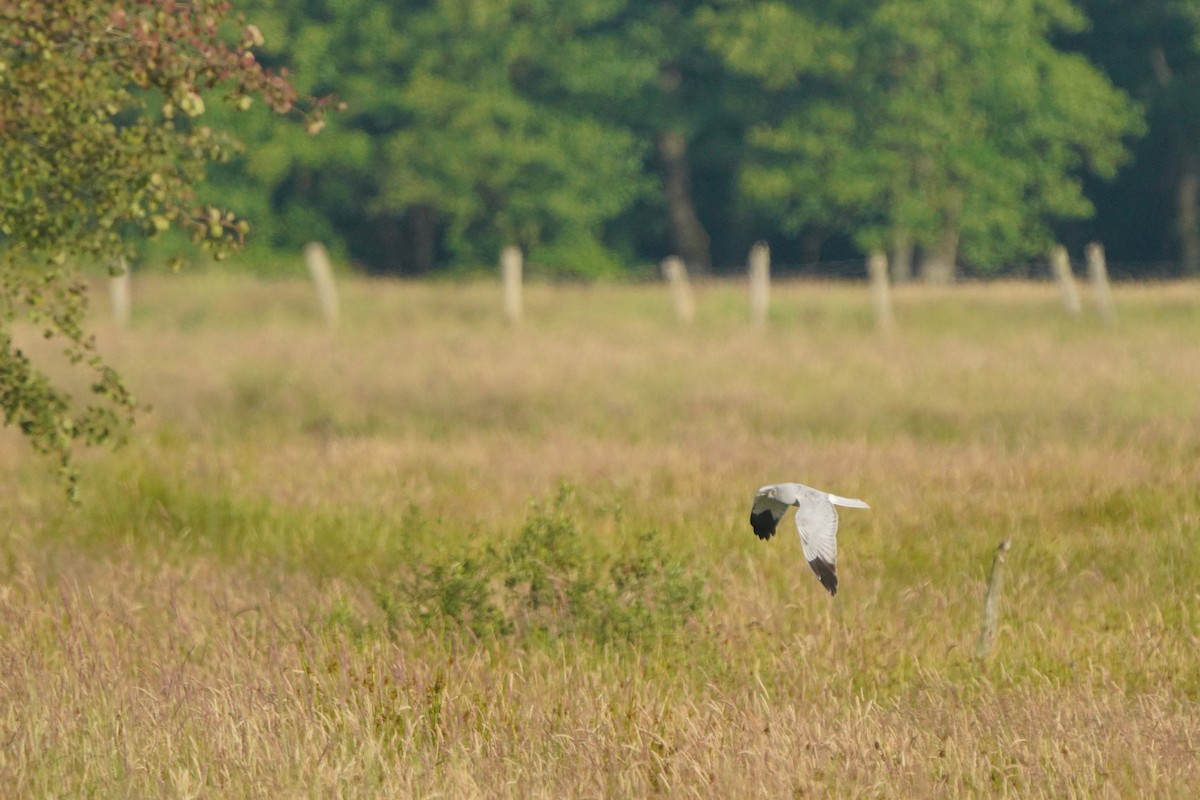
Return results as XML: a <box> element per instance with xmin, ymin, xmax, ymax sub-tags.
<box><xmin>1</xmin><ymin>274</ymin><xmax>1199</xmax><ymax>797</ymax></box>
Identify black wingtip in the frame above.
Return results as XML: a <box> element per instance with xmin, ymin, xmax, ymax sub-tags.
<box><xmin>809</xmin><ymin>558</ymin><xmax>838</xmax><ymax>596</ymax></box>
<box><xmin>750</xmin><ymin>509</ymin><xmax>778</xmax><ymax>540</ymax></box>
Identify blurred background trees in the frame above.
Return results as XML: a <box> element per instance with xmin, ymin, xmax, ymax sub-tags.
<box><xmin>12</xmin><ymin>0</ymin><xmax>1200</xmax><ymax>280</ymax></box>
<box><xmin>199</xmin><ymin>0</ymin><xmax>1185</xmax><ymax>279</ymax></box>
<box><xmin>1069</xmin><ymin>0</ymin><xmax>1200</xmax><ymax>274</ymax></box>
<box><xmin>707</xmin><ymin>0</ymin><xmax>1142</xmax><ymax>282</ymax></box>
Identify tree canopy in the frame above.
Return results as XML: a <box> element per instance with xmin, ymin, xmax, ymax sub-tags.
<box><xmin>205</xmin><ymin>0</ymin><xmax>1169</xmax><ymax>278</ymax></box>
<box><xmin>705</xmin><ymin>0</ymin><xmax>1143</xmax><ymax>279</ymax></box>
<box><xmin>0</xmin><ymin>0</ymin><xmax>329</xmax><ymax>493</ymax></box>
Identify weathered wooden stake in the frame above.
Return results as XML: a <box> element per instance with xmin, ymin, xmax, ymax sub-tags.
<box><xmin>304</xmin><ymin>242</ymin><xmax>339</xmax><ymax>328</ymax></box>
<box><xmin>867</xmin><ymin>250</ymin><xmax>893</xmax><ymax>333</ymax></box>
<box><xmin>501</xmin><ymin>245</ymin><xmax>523</xmax><ymax>323</ymax></box>
<box><xmin>1049</xmin><ymin>245</ymin><xmax>1081</xmax><ymax>316</ymax></box>
<box><xmin>109</xmin><ymin>256</ymin><xmax>131</xmax><ymax>328</ymax></box>
<box><xmin>661</xmin><ymin>256</ymin><xmax>695</xmax><ymax>323</ymax></box>
<box><xmin>976</xmin><ymin>538</ymin><xmax>1012</xmax><ymax>660</ymax></box>
<box><xmin>1086</xmin><ymin>241</ymin><xmax>1115</xmax><ymax>327</ymax></box>
<box><xmin>748</xmin><ymin>241</ymin><xmax>770</xmax><ymax>328</ymax></box>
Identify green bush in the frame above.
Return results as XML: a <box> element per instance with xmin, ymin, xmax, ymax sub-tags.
<box><xmin>387</xmin><ymin>484</ymin><xmax>708</xmax><ymax>646</ymax></box>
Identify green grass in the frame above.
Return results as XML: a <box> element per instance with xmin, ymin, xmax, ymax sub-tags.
<box><xmin>1</xmin><ymin>275</ymin><xmax>1199</xmax><ymax>796</ymax></box>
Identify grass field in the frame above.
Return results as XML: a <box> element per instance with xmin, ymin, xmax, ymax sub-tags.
<box><xmin>2</xmin><ymin>274</ymin><xmax>1199</xmax><ymax>797</ymax></box>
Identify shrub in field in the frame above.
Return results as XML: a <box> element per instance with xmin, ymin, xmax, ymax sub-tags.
<box><xmin>388</xmin><ymin>484</ymin><xmax>708</xmax><ymax>646</ymax></box>
<box><xmin>393</xmin><ymin>557</ymin><xmax>510</xmax><ymax>640</ymax></box>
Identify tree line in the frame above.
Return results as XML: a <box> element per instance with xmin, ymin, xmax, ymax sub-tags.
<box><xmin>196</xmin><ymin>0</ymin><xmax>1200</xmax><ymax>279</ymax></box>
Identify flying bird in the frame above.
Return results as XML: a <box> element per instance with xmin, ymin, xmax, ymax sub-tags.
<box><xmin>750</xmin><ymin>483</ymin><xmax>870</xmax><ymax>596</ymax></box>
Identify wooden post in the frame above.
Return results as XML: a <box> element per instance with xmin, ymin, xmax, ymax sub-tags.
<box><xmin>304</xmin><ymin>242</ymin><xmax>339</xmax><ymax>328</ymax></box>
<box><xmin>661</xmin><ymin>256</ymin><xmax>695</xmax><ymax>323</ymax></box>
<box><xmin>1086</xmin><ymin>241</ymin><xmax>1115</xmax><ymax>327</ymax></box>
<box><xmin>976</xmin><ymin>538</ymin><xmax>1012</xmax><ymax>660</ymax></box>
<box><xmin>1049</xmin><ymin>245</ymin><xmax>1081</xmax><ymax>316</ymax></box>
<box><xmin>867</xmin><ymin>250</ymin><xmax>893</xmax><ymax>333</ymax></box>
<box><xmin>748</xmin><ymin>241</ymin><xmax>770</xmax><ymax>328</ymax></box>
<box><xmin>108</xmin><ymin>256</ymin><xmax>131</xmax><ymax>328</ymax></box>
<box><xmin>501</xmin><ymin>245</ymin><xmax>523</xmax><ymax>323</ymax></box>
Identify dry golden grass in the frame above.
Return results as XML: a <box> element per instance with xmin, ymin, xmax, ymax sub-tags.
<box><xmin>1</xmin><ymin>274</ymin><xmax>1199</xmax><ymax>797</ymax></box>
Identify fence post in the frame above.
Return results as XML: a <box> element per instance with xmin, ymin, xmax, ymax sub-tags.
<box><xmin>868</xmin><ymin>250</ymin><xmax>893</xmax><ymax>333</ymax></box>
<box><xmin>976</xmin><ymin>538</ymin><xmax>1012</xmax><ymax>661</ymax></box>
<box><xmin>748</xmin><ymin>241</ymin><xmax>770</xmax><ymax>328</ymax></box>
<box><xmin>304</xmin><ymin>242</ymin><xmax>339</xmax><ymax>328</ymax></box>
<box><xmin>661</xmin><ymin>256</ymin><xmax>695</xmax><ymax>323</ymax></box>
<box><xmin>501</xmin><ymin>245</ymin><xmax>523</xmax><ymax>323</ymax></box>
<box><xmin>109</xmin><ymin>256</ymin><xmax>132</xmax><ymax>328</ymax></box>
<box><xmin>1049</xmin><ymin>245</ymin><xmax>1081</xmax><ymax>316</ymax></box>
<box><xmin>1085</xmin><ymin>241</ymin><xmax>1115</xmax><ymax>327</ymax></box>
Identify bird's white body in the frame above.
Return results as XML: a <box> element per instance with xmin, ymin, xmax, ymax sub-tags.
<box><xmin>749</xmin><ymin>482</ymin><xmax>870</xmax><ymax>596</ymax></box>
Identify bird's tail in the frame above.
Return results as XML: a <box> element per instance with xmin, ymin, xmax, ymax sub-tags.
<box><xmin>829</xmin><ymin>494</ymin><xmax>870</xmax><ymax>509</ymax></box>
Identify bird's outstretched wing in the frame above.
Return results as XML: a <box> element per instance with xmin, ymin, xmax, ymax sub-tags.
<box><xmin>749</xmin><ymin>488</ymin><xmax>790</xmax><ymax>540</ymax></box>
<box><xmin>792</xmin><ymin>490</ymin><xmax>841</xmax><ymax>596</ymax></box>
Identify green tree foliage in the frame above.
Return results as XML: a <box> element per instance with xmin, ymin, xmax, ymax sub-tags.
<box><xmin>0</xmin><ymin>0</ymin><xmax>328</xmax><ymax>493</ymax></box>
<box><xmin>705</xmin><ymin>0</ymin><xmax>1143</xmax><ymax>276</ymax></box>
<box><xmin>1072</xmin><ymin>0</ymin><xmax>1200</xmax><ymax>272</ymax></box>
<box><xmin>209</xmin><ymin>2</ymin><xmax>1155</xmax><ymax>277</ymax></box>
<box><xmin>5</xmin><ymin>2</ymin><xmax>1180</xmax><ymax>286</ymax></box>
<box><xmin>195</xmin><ymin>0</ymin><xmax>386</xmax><ymax>265</ymax></box>
<box><xmin>544</xmin><ymin>1</ymin><xmax>756</xmax><ymax>273</ymax></box>
<box><xmin>222</xmin><ymin>0</ymin><xmax>771</xmax><ymax>275</ymax></box>
<box><xmin>378</xmin><ymin>1</ymin><xmax>649</xmax><ymax>276</ymax></box>
<box><xmin>227</xmin><ymin>0</ymin><xmax>650</xmax><ymax>277</ymax></box>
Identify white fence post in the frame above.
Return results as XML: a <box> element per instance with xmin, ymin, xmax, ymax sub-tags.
<box><xmin>304</xmin><ymin>242</ymin><xmax>339</xmax><ymax>328</ymax></box>
<box><xmin>109</xmin><ymin>256</ymin><xmax>132</xmax><ymax>328</ymax></box>
<box><xmin>748</xmin><ymin>241</ymin><xmax>770</xmax><ymax>328</ymax></box>
<box><xmin>661</xmin><ymin>256</ymin><xmax>695</xmax><ymax>323</ymax></box>
<box><xmin>868</xmin><ymin>250</ymin><xmax>893</xmax><ymax>333</ymax></box>
<box><xmin>1086</xmin><ymin>241</ymin><xmax>1115</xmax><ymax>327</ymax></box>
<box><xmin>501</xmin><ymin>245</ymin><xmax>523</xmax><ymax>323</ymax></box>
<box><xmin>1049</xmin><ymin>245</ymin><xmax>1081</xmax><ymax>316</ymax></box>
